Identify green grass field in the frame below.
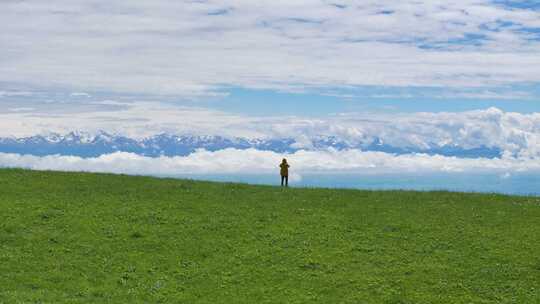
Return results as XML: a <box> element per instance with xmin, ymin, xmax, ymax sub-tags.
<box><xmin>1</xmin><ymin>168</ymin><xmax>539</xmax><ymax>303</ymax></box>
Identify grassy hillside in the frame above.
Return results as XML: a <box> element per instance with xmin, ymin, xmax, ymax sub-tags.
<box><xmin>1</xmin><ymin>169</ymin><xmax>539</xmax><ymax>303</ymax></box>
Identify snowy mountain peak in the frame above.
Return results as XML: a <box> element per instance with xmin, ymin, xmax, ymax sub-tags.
<box><xmin>0</xmin><ymin>131</ymin><xmax>503</xmax><ymax>159</ymax></box>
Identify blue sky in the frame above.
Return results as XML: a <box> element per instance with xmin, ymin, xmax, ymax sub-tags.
<box><xmin>494</xmin><ymin>0</ymin><xmax>540</xmax><ymax>10</ymax></box>
<box><xmin>207</xmin><ymin>86</ymin><xmax>540</xmax><ymax>116</ymax></box>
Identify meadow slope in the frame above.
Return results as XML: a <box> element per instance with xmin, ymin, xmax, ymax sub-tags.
<box><xmin>1</xmin><ymin>169</ymin><xmax>539</xmax><ymax>303</ymax></box>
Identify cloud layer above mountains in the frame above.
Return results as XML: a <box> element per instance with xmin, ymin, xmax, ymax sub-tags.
<box><xmin>1</xmin><ymin>103</ymin><xmax>539</xmax><ymax>159</ymax></box>
<box><xmin>1</xmin><ymin>0</ymin><xmax>540</xmax><ymax>96</ymax></box>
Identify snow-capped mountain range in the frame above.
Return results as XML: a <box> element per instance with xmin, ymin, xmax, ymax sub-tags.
<box><xmin>0</xmin><ymin>131</ymin><xmax>502</xmax><ymax>158</ymax></box>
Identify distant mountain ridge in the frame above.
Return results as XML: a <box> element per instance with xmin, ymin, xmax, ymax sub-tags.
<box><xmin>0</xmin><ymin>131</ymin><xmax>502</xmax><ymax>158</ymax></box>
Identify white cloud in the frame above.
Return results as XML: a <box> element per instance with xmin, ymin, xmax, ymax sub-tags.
<box><xmin>8</xmin><ymin>107</ymin><xmax>35</xmax><ymax>112</ymax></box>
<box><xmin>432</xmin><ymin>90</ymin><xmax>535</xmax><ymax>100</ymax></box>
<box><xmin>0</xmin><ymin>149</ymin><xmax>538</xmax><ymax>177</ymax></box>
<box><xmin>500</xmin><ymin>172</ymin><xmax>511</xmax><ymax>179</ymax></box>
<box><xmin>0</xmin><ymin>91</ymin><xmax>33</xmax><ymax>97</ymax></box>
<box><xmin>1</xmin><ymin>0</ymin><xmax>539</xmax><ymax>96</ymax></box>
<box><xmin>70</xmin><ymin>92</ymin><xmax>91</xmax><ymax>97</ymax></box>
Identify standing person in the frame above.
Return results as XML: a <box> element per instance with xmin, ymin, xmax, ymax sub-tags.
<box><xmin>279</xmin><ymin>158</ymin><xmax>290</xmax><ymax>187</ymax></box>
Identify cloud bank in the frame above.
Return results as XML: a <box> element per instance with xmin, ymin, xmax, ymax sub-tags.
<box><xmin>1</xmin><ymin>149</ymin><xmax>539</xmax><ymax>179</ymax></box>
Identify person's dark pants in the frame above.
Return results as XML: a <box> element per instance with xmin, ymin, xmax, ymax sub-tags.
<box><xmin>281</xmin><ymin>175</ymin><xmax>288</xmax><ymax>187</ymax></box>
